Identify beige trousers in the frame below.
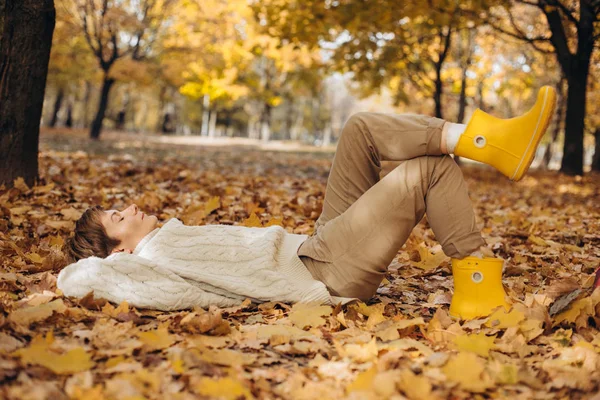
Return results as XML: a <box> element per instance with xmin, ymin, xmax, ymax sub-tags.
<box><xmin>297</xmin><ymin>112</ymin><xmax>486</xmax><ymax>301</ymax></box>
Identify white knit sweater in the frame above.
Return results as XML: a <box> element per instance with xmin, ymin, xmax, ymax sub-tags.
<box><xmin>57</xmin><ymin>218</ymin><xmax>359</xmax><ymax>311</ymax></box>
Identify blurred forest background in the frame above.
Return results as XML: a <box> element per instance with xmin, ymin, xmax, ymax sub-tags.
<box><xmin>1</xmin><ymin>0</ymin><xmax>599</xmax><ymax>185</ymax></box>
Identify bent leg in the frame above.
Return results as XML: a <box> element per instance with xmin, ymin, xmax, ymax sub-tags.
<box><xmin>301</xmin><ymin>155</ymin><xmax>485</xmax><ymax>300</ymax></box>
<box><xmin>313</xmin><ymin>112</ymin><xmax>446</xmax><ymax>233</ymax></box>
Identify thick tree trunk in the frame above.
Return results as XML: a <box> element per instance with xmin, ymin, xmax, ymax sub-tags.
<box><xmin>48</xmin><ymin>87</ymin><xmax>64</xmax><ymax>127</ymax></box>
<box><xmin>592</xmin><ymin>128</ymin><xmax>600</xmax><ymax>172</ymax></box>
<box><xmin>0</xmin><ymin>0</ymin><xmax>55</xmax><ymax>187</ymax></box>
<box><xmin>540</xmin><ymin>1</ymin><xmax>595</xmax><ymax>176</ymax></box>
<box><xmin>560</xmin><ymin>67</ymin><xmax>589</xmax><ymax>176</ymax></box>
<box><xmin>90</xmin><ymin>74</ymin><xmax>115</xmax><ymax>139</ymax></box>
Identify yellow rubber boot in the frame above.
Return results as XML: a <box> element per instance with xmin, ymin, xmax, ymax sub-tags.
<box><xmin>454</xmin><ymin>86</ymin><xmax>557</xmax><ymax>181</ymax></box>
<box><xmin>449</xmin><ymin>256</ymin><xmax>511</xmax><ymax>320</ymax></box>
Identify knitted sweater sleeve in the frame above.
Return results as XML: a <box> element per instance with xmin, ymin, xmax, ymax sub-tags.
<box><xmin>56</xmin><ymin>253</ymin><xmax>243</xmax><ymax>311</ymax></box>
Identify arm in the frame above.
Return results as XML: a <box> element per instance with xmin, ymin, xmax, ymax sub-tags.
<box><xmin>56</xmin><ymin>253</ymin><xmax>243</xmax><ymax>311</ymax></box>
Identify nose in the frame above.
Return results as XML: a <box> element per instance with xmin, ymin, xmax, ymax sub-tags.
<box><xmin>127</xmin><ymin>204</ymin><xmax>138</xmax><ymax>214</ymax></box>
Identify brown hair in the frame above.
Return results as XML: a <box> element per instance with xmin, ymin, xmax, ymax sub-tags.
<box><xmin>64</xmin><ymin>205</ymin><xmax>120</xmax><ymax>263</ymax></box>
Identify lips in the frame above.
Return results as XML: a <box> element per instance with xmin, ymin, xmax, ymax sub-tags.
<box><xmin>141</xmin><ymin>212</ymin><xmax>145</xmax><ymax>220</ymax></box>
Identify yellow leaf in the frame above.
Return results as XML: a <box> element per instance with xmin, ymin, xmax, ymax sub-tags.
<box><xmin>11</xmin><ymin>331</ymin><xmax>94</xmax><ymax>374</ymax></box>
<box><xmin>197</xmin><ymin>347</ymin><xmax>257</xmax><ymax>367</ymax></box>
<box><xmin>8</xmin><ymin>299</ymin><xmax>67</xmax><ymax>326</ymax></box>
<box><xmin>491</xmin><ymin>361</ymin><xmax>520</xmax><ymax>385</ymax></box>
<box><xmin>376</xmin><ymin>317</ymin><xmax>426</xmax><ymax>341</ymax></box>
<box><xmin>254</xmin><ymin>325</ymin><xmax>313</xmax><ymax>340</ymax></box>
<box><xmin>26</xmin><ymin>253</ymin><xmax>44</xmax><ymax>264</ymax></box>
<box><xmin>9</xmin><ymin>206</ymin><xmax>31</xmax><ymax>215</ymax></box>
<box><xmin>365</xmin><ymin>303</ymin><xmax>387</xmax><ymax>330</ymax></box>
<box><xmin>264</xmin><ymin>216</ymin><xmax>283</xmax><ymax>226</ymax></box>
<box><xmin>102</xmin><ymin>300</ymin><xmax>129</xmax><ymax>318</ymax></box>
<box><xmin>242</xmin><ymin>212</ymin><xmax>262</xmax><ymax>227</ymax></box>
<box><xmin>553</xmin><ymin>289</ymin><xmax>600</xmax><ymax>327</ymax></box>
<box><xmin>13</xmin><ymin>177</ymin><xmax>30</xmax><ymax>192</ymax></box>
<box><xmin>528</xmin><ymin>235</ymin><xmax>549</xmax><ymax>247</ymax></box>
<box><xmin>519</xmin><ymin>318</ymin><xmax>544</xmax><ymax>341</ymax></box>
<box><xmin>397</xmin><ymin>369</ymin><xmax>433</xmax><ymax>400</ymax></box>
<box><xmin>194</xmin><ymin>376</ymin><xmax>254</xmax><ymax>400</ymax></box>
<box><xmin>60</xmin><ymin>207</ymin><xmax>83</xmax><ymax>221</ymax></box>
<box><xmin>346</xmin><ymin>363</ymin><xmax>378</xmax><ymax>394</ymax></box>
<box><xmin>350</xmin><ymin>301</ymin><xmax>383</xmax><ymax>317</ymax></box>
<box><xmin>335</xmin><ymin>336</ymin><xmax>379</xmax><ymax>363</ymax></box>
<box><xmin>171</xmin><ymin>355</ymin><xmax>185</xmax><ymax>374</ymax></box>
<box><xmin>452</xmin><ymin>331</ymin><xmax>496</xmax><ymax>357</ymax></box>
<box><xmin>137</xmin><ymin>324</ymin><xmax>176</xmax><ymax>351</ymax></box>
<box><xmin>45</xmin><ymin>220</ymin><xmax>74</xmax><ymax>231</ymax></box>
<box><xmin>442</xmin><ymin>352</ymin><xmax>492</xmax><ymax>392</ymax></box>
<box><xmin>105</xmin><ymin>355</ymin><xmax>127</xmax><ymax>368</ymax></box>
<box><xmin>49</xmin><ymin>235</ymin><xmax>65</xmax><ymax>248</ymax></box>
<box><xmin>413</xmin><ymin>245</ymin><xmax>448</xmax><ymax>270</ymax></box>
<box><xmin>289</xmin><ymin>302</ymin><xmax>332</xmax><ymax>329</ymax></box>
<box><xmin>563</xmin><ymin>243</ymin><xmax>584</xmax><ymax>253</ymax></box>
<box><xmin>485</xmin><ymin>307</ymin><xmax>525</xmax><ymax>329</ymax></box>
<box><xmin>204</xmin><ymin>195</ymin><xmax>220</xmax><ymax>215</ymax></box>
<box><xmin>33</xmin><ymin>182</ymin><xmax>55</xmax><ymax>194</ymax></box>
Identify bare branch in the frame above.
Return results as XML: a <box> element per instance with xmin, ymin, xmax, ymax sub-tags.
<box><xmin>544</xmin><ymin>0</ymin><xmax>579</xmax><ymax>25</ymax></box>
<box><xmin>79</xmin><ymin>2</ymin><xmax>101</xmax><ymax>58</ymax></box>
<box><xmin>487</xmin><ymin>18</ymin><xmax>554</xmax><ymax>54</ymax></box>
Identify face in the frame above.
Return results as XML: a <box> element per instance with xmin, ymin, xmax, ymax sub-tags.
<box><xmin>100</xmin><ymin>204</ymin><xmax>158</xmax><ymax>253</ymax></box>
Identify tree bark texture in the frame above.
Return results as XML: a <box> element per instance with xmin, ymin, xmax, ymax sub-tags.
<box><xmin>0</xmin><ymin>0</ymin><xmax>56</xmax><ymax>187</ymax></box>
<box><xmin>90</xmin><ymin>74</ymin><xmax>115</xmax><ymax>139</ymax></box>
<box><xmin>48</xmin><ymin>87</ymin><xmax>64</xmax><ymax>127</ymax></box>
<box><xmin>541</xmin><ymin>0</ymin><xmax>596</xmax><ymax>176</ymax></box>
<box><xmin>542</xmin><ymin>78</ymin><xmax>566</xmax><ymax>169</ymax></box>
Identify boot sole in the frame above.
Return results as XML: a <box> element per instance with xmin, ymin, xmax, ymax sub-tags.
<box><xmin>511</xmin><ymin>87</ymin><xmax>556</xmax><ymax>181</ymax></box>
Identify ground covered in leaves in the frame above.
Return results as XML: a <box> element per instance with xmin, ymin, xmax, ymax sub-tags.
<box><xmin>1</xmin><ymin>128</ymin><xmax>600</xmax><ymax>400</ymax></box>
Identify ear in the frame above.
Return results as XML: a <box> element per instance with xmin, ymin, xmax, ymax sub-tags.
<box><xmin>111</xmin><ymin>248</ymin><xmax>133</xmax><ymax>255</ymax></box>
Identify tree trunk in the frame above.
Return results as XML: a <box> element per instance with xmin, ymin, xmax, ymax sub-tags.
<box><xmin>48</xmin><ymin>87</ymin><xmax>64</xmax><ymax>127</ymax></box>
<box><xmin>540</xmin><ymin>1</ymin><xmax>595</xmax><ymax>176</ymax></box>
<box><xmin>477</xmin><ymin>80</ymin><xmax>485</xmax><ymax>110</ymax></box>
<box><xmin>560</xmin><ymin>66</ymin><xmax>589</xmax><ymax>176</ymax></box>
<box><xmin>90</xmin><ymin>74</ymin><xmax>115</xmax><ymax>139</ymax></box>
<box><xmin>65</xmin><ymin>101</ymin><xmax>73</xmax><ymax>128</ymax></box>
<box><xmin>433</xmin><ymin>72</ymin><xmax>443</xmax><ymax>119</ymax></box>
<box><xmin>260</xmin><ymin>103</ymin><xmax>272</xmax><ymax>142</ymax></box>
<box><xmin>456</xmin><ymin>30</ymin><xmax>474</xmax><ymax>124</ymax></box>
<box><xmin>542</xmin><ymin>78</ymin><xmax>565</xmax><ymax>169</ymax></box>
<box><xmin>81</xmin><ymin>80</ymin><xmax>92</xmax><ymax>128</ymax></box>
<box><xmin>0</xmin><ymin>0</ymin><xmax>55</xmax><ymax>187</ymax></box>
<box><xmin>200</xmin><ymin>94</ymin><xmax>210</xmax><ymax>136</ymax></box>
<box><xmin>432</xmin><ymin>25</ymin><xmax>452</xmax><ymax>119</ymax></box>
<box><xmin>285</xmin><ymin>98</ymin><xmax>294</xmax><ymax>140</ymax></box>
<box><xmin>322</xmin><ymin>122</ymin><xmax>332</xmax><ymax>147</ymax></box>
<box><xmin>208</xmin><ymin>109</ymin><xmax>217</xmax><ymax>138</ymax></box>
<box><xmin>592</xmin><ymin>128</ymin><xmax>600</xmax><ymax>172</ymax></box>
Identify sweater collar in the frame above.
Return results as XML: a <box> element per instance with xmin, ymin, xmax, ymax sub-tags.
<box><xmin>133</xmin><ymin>228</ymin><xmax>160</xmax><ymax>255</ymax></box>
